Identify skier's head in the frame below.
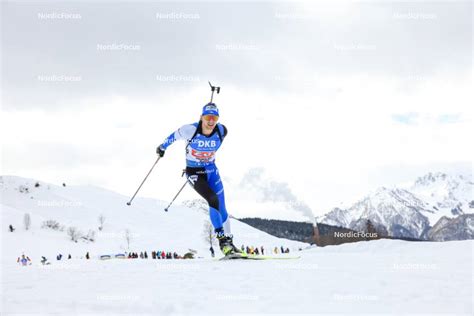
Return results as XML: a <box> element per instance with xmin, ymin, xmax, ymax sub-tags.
<box><xmin>201</xmin><ymin>102</ymin><xmax>219</xmax><ymax>129</ymax></box>
<box><xmin>202</xmin><ymin>102</ymin><xmax>219</xmax><ymax>116</ymax></box>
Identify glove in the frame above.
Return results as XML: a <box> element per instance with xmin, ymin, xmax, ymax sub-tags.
<box><xmin>156</xmin><ymin>145</ymin><xmax>166</xmax><ymax>157</ymax></box>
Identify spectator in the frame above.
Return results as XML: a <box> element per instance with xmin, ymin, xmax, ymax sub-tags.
<box><xmin>161</xmin><ymin>251</ymin><xmax>165</xmax><ymax>259</ymax></box>
<box><xmin>85</xmin><ymin>252</ymin><xmax>90</xmax><ymax>259</ymax></box>
<box><xmin>286</xmin><ymin>248</ymin><xmax>290</xmax><ymax>253</ymax></box>
<box><xmin>241</xmin><ymin>245</ymin><xmax>245</xmax><ymax>252</ymax></box>
<box><xmin>210</xmin><ymin>246</ymin><xmax>215</xmax><ymax>258</ymax></box>
<box><xmin>56</xmin><ymin>254</ymin><xmax>62</xmax><ymax>261</ymax></box>
<box><xmin>152</xmin><ymin>251</ymin><xmax>156</xmax><ymax>259</ymax></box>
<box><xmin>281</xmin><ymin>246</ymin><xmax>284</xmax><ymax>253</ymax></box>
<box><xmin>254</xmin><ymin>247</ymin><xmax>259</xmax><ymax>255</ymax></box>
<box><xmin>274</xmin><ymin>247</ymin><xmax>279</xmax><ymax>254</ymax></box>
<box><xmin>144</xmin><ymin>251</ymin><xmax>148</xmax><ymax>259</ymax></box>
<box><xmin>17</xmin><ymin>254</ymin><xmax>31</xmax><ymax>266</ymax></box>
<box><xmin>9</xmin><ymin>224</ymin><xmax>15</xmax><ymax>232</ymax></box>
<box><xmin>260</xmin><ymin>246</ymin><xmax>264</xmax><ymax>255</ymax></box>
<box><xmin>68</xmin><ymin>254</ymin><xmax>72</xmax><ymax>259</ymax></box>
<box><xmin>41</xmin><ymin>256</ymin><xmax>49</xmax><ymax>265</ymax></box>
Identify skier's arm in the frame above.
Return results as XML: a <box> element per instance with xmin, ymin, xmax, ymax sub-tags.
<box><xmin>157</xmin><ymin>124</ymin><xmax>197</xmax><ymax>156</ymax></box>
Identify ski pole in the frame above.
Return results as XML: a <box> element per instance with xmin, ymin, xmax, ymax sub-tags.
<box><xmin>126</xmin><ymin>156</ymin><xmax>161</xmax><ymax>206</ymax></box>
<box><xmin>164</xmin><ymin>170</ymin><xmax>188</xmax><ymax>212</ymax></box>
<box><xmin>208</xmin><ymin>81</ymin><xmax>220</xmax><ymax>103</ymax></box>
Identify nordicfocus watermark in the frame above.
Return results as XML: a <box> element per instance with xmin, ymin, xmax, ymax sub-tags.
<box><xmin>215</xmin><ymin>43</ymin><xmax>259</xmax><ymax>51</ymax></box>
<box><xmin>37</xmin><ymin>200</ymin><xmax>82</xmax><ymax>207</ymax></box>
<box><xmin>37</xmin><ymin>75</ymin><xmax>82</xmax><ymax>82</ymax></box>
<box><xmin>397</xmin><ymin>74</ymin><xmax>428</xmax><ymax>82</ymax></box>
<box><xmin>97</xmin><ymin>232</ymin><xmax>141</xmax><ymax>239</ymax></box>
<box><xmin>156</xmin><ymin>263</ymin><xmax>201</xmax><ymax>271</ymax></box>
<box><xmin>217</xmin><ymin>294</ymin><xmax>259</xmax><ymax>301</ymax></box>
<box><xmin>37</xmin><ymin>12</ymin><xmax>82</xmax><ymax>20</ymax></box>
<box><xmin>274</xmin><ymin>263</ymin><xmax>318</xmax><ymax>270</ymax></box>
<box><xmin>392</xmin><ymin>263</ymin><xmax>438</xmax><ymax>270</ymax></box>
<box><xmin>334</xmin><ymin>43</ymin><xmax>377</xmax><ymax>51</ymax></box>
<box><xmin>40</xmin><ymin>263</ymin><xmax>82</xmax><ymax>270</ymax></box>
<box><xmin>274</xmin><ymin>12</ymin><xmax>316</xmax><ymax>20</ymax></box>
<box><xmin>333</xmin><ymin>294</ymin><xmax>378</xmax><ymax>301</ymax></box>
<box><xmin>96</xmin><ymin>294</ymin><xmax>140</xmax><ymax>301</ymax></box>
<box><xmin>274</xmin><ymin>75</ymin><xmax>319</xmax><ymax>82</ymax></box>
<box><xmin>156</xmin><ymin>75</ymin><xmax>200</xmax><ymax>82</ymax></box>
<box><xmin>334</xmin><ymin>231</ymin><xmax>378</xmax><ymax>239</ymax></box>
<box><xmin>156</xmin><ymin>12</ymin><xmax>200</xmax><ymax>20</ymax></box>
<box><xmin>96</xmin><ymin>43</ymin><xmax>140</xmax><ymax>51</ymax></box>
<box><xmin>393</xmin><ymin>12</ymin><xmax>437</xmax><ymax>20</ymax></box>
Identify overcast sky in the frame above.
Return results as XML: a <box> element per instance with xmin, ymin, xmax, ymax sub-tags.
<box><xmin>1</xmin><ymin>0</ymin><xmax>472</xmax><ymax>221</ymax></box>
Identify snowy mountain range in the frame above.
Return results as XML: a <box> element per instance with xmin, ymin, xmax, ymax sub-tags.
<box><xmin>318</xmin><ymin>172</ymin><xmax>473</xmax><ymax>240</ymax></box>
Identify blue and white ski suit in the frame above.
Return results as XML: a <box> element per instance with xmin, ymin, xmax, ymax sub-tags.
<box><xmin>160</xmin><ymin>121</ymin><xmax>231</xmax><ymax>235</ymax></box>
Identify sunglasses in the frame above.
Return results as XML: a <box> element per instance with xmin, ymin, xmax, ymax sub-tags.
<box><xmin>203</xmin><ymin>115</ymin><xmax>219</xmax><ymax>121</ymax></box>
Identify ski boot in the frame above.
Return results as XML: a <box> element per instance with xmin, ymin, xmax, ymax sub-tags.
<box><xmin>217</xmin><ymin>232</ymin><xmax>241</xmax><ymax>256</ymax></box>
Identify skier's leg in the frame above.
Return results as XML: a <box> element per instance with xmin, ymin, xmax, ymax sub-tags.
<box><xmin>187</xmin><ymin>169</ymin><xmax>223</xmax><ymax>231</ymax></box>
<box><xmin>208</xmin><ymin>167</ymin><xmax>231</xmax><ymax>235</ymax></box>
<box><xmin>207</xmin><ymin>166</ymin><xmax>240</xmax><ymax>254</ymax></box>
<box><xmin>194</xmin><ymin>180</ymin><xmax>223</xmax><ymax>229</ymax></box>
<box><xmin>188</xmin><ymin>166</ymin><xmax>239</xmax><ymax>256</ymax></box>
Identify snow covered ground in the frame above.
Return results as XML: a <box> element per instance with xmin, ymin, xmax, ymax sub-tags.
<box><xmin>1</xmin><ymin>176</ymin><xmax>473</xmax><ymax>315</ymax></box>
<box><xmin>2</xmin><ymin>240</ymin><xmax>472</xmax><ymax>315</ymax></box>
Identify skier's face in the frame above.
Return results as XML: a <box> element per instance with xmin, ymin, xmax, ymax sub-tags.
<box><xmin>202</xmin><ymin>115</ymin><xmax>218</xmax><ymax>128</ymax></box>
